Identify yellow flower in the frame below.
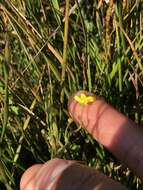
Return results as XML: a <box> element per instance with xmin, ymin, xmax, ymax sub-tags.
<box><xmin>74</xmin><ymin>93</ymin><xmax>95</xmax><ymax>105</ymax></box>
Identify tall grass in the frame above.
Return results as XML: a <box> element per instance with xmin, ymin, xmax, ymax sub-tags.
<box><xmin>0</xmin><ymin>0</ymin><xmax>143</xmax><ymax>189</ymax></box>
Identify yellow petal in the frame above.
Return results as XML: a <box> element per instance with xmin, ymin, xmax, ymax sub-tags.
<box><xmin>74</xmin><ymin>93</ymin><xmax>96</xmax><ymax>105</ymax></box>
<box><xmin>86</xmin><ymin>96</ymin><xmax>95</xmax><ymax>103</ymax></box>
<box><xmin>80</xmin><ymin>93</ymin><xmax>86</xmax><ymax>99</ymax></box>
<box><xmin>74</xmin><ymin>95</ymin><xmax>83</xmax><ymax>104</ymax></box>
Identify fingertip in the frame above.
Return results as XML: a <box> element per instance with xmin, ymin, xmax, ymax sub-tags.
<box><xmin>68</xmin><ymin>90</ymin><xmax>96</xmax><ymax>120</ymax></box>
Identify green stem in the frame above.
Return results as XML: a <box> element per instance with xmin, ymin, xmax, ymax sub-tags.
<box><xmin>0</xmin><ymin>34</ymin><xmax>9</xmax><ymax>142</ymax></box>
<box><xmin>61</xmin><ymin>0</ymin><xmax>70</xmax><ymax>82</ymax></box>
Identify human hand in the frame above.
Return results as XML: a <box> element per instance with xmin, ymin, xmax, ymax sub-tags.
<box><xmin>20</xmin><ymin>91</ymin><xmax>143</xmax><ymax>190</ymax></box>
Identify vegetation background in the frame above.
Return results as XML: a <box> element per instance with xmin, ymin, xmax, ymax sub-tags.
<box><xmin>0</xmin><ymin>0</ymin><xmax>143</xmax><ymax>189</ymax></box>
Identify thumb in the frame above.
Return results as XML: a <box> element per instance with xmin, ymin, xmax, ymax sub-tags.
<box><xmin>68</xmin><ymin>91</ymin><xmax>143</xmax><ymax>180</ymax></box>
<box><xmin>20</xmin><ymin>158</ymin><xmax>128</xmax><ymax>190</ymax></box>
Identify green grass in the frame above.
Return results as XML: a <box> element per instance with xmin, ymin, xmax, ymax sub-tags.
<box><xmin>0</xmin><ymin>0</ymin><xmax>143</xmax><ymax>189</ymax></box>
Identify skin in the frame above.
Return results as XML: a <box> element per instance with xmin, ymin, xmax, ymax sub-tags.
<box><xmin>20</xmin><ymin>91</ymin><xmax>143</xmax><ymax>190</ymax></box>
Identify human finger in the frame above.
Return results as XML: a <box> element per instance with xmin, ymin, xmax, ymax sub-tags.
<box><xmin>68</xmin><ymin>91</ymin><xmax>143</xmax><ymax>180</ymax></box>
<box><xmin>20</xmin><ymin>158</ymin><xmax>128</xmax><ymax>190</ymax></box>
